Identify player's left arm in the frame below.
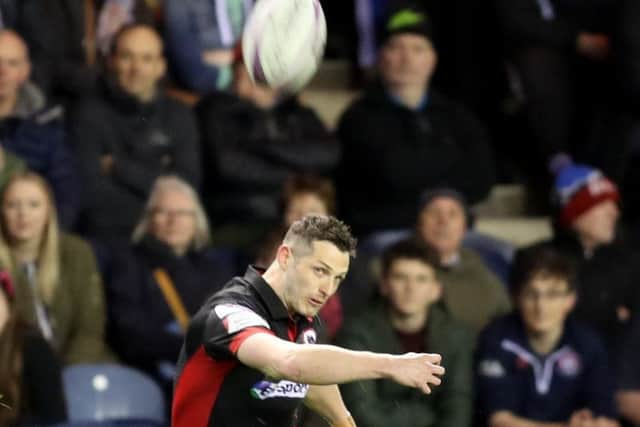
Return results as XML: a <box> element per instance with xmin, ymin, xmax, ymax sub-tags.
<box><xmin>304</xmin><ymin>384</ymin><xmax>356</xmax><ymax>427</ymax></box>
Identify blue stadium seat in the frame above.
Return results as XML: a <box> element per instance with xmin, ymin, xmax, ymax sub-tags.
<box><xmin>62</xmin><ymin>364</ymin><xmax>166</xmax><ymax>425</ymax></box>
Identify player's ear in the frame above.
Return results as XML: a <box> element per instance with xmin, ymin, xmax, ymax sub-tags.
<box><xmin>276</xmin><ymin>244</ymin><xmax>293</xmax><ymax>270</ymax></box>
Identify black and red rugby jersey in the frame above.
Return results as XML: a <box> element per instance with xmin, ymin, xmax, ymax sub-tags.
<box><xmin>172</xmin><ymin>266</ymin><xmax>320</xmax><ymax>427</ymax></box>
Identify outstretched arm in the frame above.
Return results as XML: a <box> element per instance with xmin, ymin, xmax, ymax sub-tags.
<box><xmin>236</xmin><ymin>332</ymin><xmax>444</xmax><ymax>394</ymax></box>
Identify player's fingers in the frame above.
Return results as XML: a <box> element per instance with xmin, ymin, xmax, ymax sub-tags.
<box><xmin>427</xmin><ymin>375</ymin><xmax>442</xmax><ymax>386</ymax></box>
<box><xmin>428</xmin><ymin>363</ymin><xmax>445</xmax><ymax>376</ymax></box>
<box><xmin>425</xmin><ymin>353</ymin><xmax>442</xmax><ymax>364</ymax></box>
<box><xmin>420</xmin><ymin>383</ymin><xmax>432</xmax><ymax>395</ymax></box>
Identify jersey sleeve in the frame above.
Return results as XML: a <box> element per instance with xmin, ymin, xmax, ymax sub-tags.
<box><xmin>202</xmin><ymin>303</ymin><xmax>275</xmax><ymax>359</ymax></box>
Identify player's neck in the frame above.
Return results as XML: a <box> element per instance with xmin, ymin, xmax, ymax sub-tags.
<box><xmin>262</xmin><ymin>263</ymin><xmax>288</xmax><ymax>307</ymax></box>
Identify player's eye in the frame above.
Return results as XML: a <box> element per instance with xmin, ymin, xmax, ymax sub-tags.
<box><xmin>313</xmin><ymin>266</ymin><xmax>328</xmax><ymax>277</ymax></box>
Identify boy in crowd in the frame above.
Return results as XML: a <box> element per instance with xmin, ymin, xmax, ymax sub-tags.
<box><xmin>476</xmin><ymin>244</ymin><xmax>618</xmax><ymax>427</ymax></box>
<box><xmin>336</xmin><ymin>238</ymin><xmax>472</xmax><ymax>427</ymax></box>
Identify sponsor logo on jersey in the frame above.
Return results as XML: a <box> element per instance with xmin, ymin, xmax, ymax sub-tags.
<box><xmin>214</xmin><ymin>304</ymin><xmax>270</xmax><ymax>334</ymax></box>
<box><xmin>301</xmin><ymin>328</ymin><xmax>317</xmax><ymax>344</ymax></box>
<box><xmin>250</xmin><ymin>380</ymin><xmax>310</xmax><ymax>400</ymax></box>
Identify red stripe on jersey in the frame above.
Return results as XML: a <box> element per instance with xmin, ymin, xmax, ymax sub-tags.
<box><xmin>288</xmin><ymin>320</ymin><xmax>297</xmax><ymax>342</ymax></box>
<box><xmin>229</xmin><ymin>327</ymin><xmax>275</xmax><ymax>354</ymax></box>
<box><xmin>172</xmin><ymin>346</ymin><xmax>236</xmax><ymax>427</ymax></box>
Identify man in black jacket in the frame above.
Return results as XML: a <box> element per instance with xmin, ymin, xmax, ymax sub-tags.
<box><xmin>70</xmin><ymin>24</ymin><xmax>201</xmax><ymax>242</ymax></box>
<box><xmin>196</xmin><ymin>55</ymin><xmax>339</xmax><ymax>250</ymax></box>
<box><xmin>337</xmin><ymin>6</ymin><xmax>495</xmax><ymax>236</ymax></box>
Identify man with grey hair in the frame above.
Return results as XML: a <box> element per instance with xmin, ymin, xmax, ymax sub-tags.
<box><xmin>173</xmin><ymin>215</ymin><xmax>446</xmax><ymax>427</ymax></box>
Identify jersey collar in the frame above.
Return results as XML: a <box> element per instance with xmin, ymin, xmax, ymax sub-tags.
<box><xmin>245</xmin><ymin>266</ymin><xmax>290</xmax><ymax>320</ymax></box>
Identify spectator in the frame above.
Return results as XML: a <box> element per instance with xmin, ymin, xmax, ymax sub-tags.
<box><xmin>107</xmin><ymin>175</ymin><xmax>235</xmax><ymax>401</ymax></box>
<box><xmin>476</xmin><ymin>243</ymin><xmax>618</xmax><ymax>427</ymax></box>
<box><xmin>0</xmin><ymin>30</ymin><xmax>80</xmax><ymax>228</ymax></box>
<box><xmin>196</xmin><ymin>54</ymin><xmax>339</xmax><ymax>249</ymax></box>
<box><xmin>337</xmin><ymin>6</ymin><xmax>495</xmax><ymax>236</ymax></box>
<box><xmin>545</xmin><ymin>163</ymin><xmax>640</xmax><ymax>354</ymax></box>
<box><xmin>494</xmin><ymin>0</ymin><xmax>617</xmax><ymax>194</ymax></box>
<box><xmin>0</xmin><ymin>172</ymin><xmax>111</xmax><ymax>364</ymax></box>
<box><xmin>417</xmin><ymin>188</ymin><xmax>510</xmax><ymax>334</ymax></box>
<box><xmin>71</xmin><ymin>24</ymin><xmax>201</xmax><ymax>242</ymax></box>
<box><xmin>616</xmin><ymin>316</ymin><xmax>640</xmax><ymax>426</ymax></box>
<box><xmin>0</xmin><ymin>269</ymin><xmax>67</xmax><ymax>426</ymax></box>
<box><xmin>336</xmin><ymin>238</ymin><xmax>472</xmax><ymax>427</ymax></box>
<box><xmin>19</xmin><ymin>0</ymin><xmax>153</xmax><ymax>104</ymax></box>
<box><xmin>255</xmin><ymin>175</ymin><xmax>343</xmax><ymax>340</ymax></box>
<box><xmin>255</xmin><ymin>174</ymin><xmax>336</xmax><ymax>266</ymax></box>
<box><xmin>164</xmin><ymin>0</ymin><xmax>254</xmax><ymax>94</ymax></box>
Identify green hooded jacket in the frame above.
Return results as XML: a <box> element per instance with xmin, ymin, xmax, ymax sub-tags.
<box><xmin>335</xmin><ymin>303</ymin><xmax>473</xmax><ymax>427</ymax></box>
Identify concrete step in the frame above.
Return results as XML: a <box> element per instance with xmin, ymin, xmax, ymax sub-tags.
<box><xmin>475</xmin><ymin>216</ymin><xmax>552</xmax><ymax>247</ymax></box>
<box><xmin>473</xmin><ymin>184</ymin><xmax>529</xmax><ymax>218</ymax></box>
<box><xmin>299</xmin><ymin>88</ymin><xmax>360</xmax><ymax>130</ymax></box>
<box><xmin>307</xmin><ymin>59</ymin><xmax>353</xmax><ymax>90</ymax></box>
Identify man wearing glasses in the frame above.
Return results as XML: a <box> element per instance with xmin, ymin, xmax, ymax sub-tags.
<box><xmin>475</xmin><ymin>244</ymin><xmax>619</xmax><ymax>427</ymax></box>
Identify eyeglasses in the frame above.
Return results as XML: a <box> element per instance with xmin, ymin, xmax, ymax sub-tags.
<box><xmin>149</xmin><ymin>208</ymin><xmax>195</xmax><ymax>218</ymax></box>
<box><xmin>520</xmin><ymin>289</ymin><xmax>571</xmax><ymax>302</ymax></box>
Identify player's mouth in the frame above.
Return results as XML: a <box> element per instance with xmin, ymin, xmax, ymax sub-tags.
<box><xmin>308</xmin><ymin>297</ymin><xmax>324</xmax><ymax>307</ymax></box>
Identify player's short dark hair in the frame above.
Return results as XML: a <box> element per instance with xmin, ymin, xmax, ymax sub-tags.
<box><xmin>509</xmin><ymin>243</ymin><xmax>577</xmax><ymax>296</ymax></box>
<box><xmin>284</xmin><ymin>215</ymin><xmax>357</xmax><ymax>257</ymax></box>
<box><xmin>381</xmin><ymin>238</ymin><xmax>440</xmax><ymax>277</ymax></box>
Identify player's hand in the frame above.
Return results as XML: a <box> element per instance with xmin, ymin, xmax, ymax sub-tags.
<box><xmin>387</xmin><ymin>352</ymin><xmax>444</xmax><ymax>394</ymax></box>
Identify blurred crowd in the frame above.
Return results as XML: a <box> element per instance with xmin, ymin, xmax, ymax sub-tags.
<box><xmin>0</xmin><ymin>0</ymin><xmax>639</xmax><ymax>426</ymax></box>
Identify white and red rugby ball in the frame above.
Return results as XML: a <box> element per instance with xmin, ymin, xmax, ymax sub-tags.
<box><xmin>242</xmin><ymin>0</ymin><xmax>327</xmax><ymax>93</ymax></box>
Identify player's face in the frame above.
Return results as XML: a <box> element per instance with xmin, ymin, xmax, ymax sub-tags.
<box><xmin>111</xmin><ymin>27</ymin><xmax>166</xmax><ymax>102</ymax></box>
<box><xmin>283</xmin><ymin>241</ymin><xmax>350</xmax><ymax>317</ymax></box>
<box><xmin>518</xmin><ymin>275</ymin><xmax>575</xmax><ymax>337</ymax></box>
<box><xmin>417</xmin><ymin>197</ymin><xmax>466</xmax><ymax>260</ymax></box>
<box><xmin>571</xmin><ymin>200</ymin><xmax>619</xmax><ymax>248</ymax></box>
<box><xmin>379</xmin><ymin>33</ymin><xmax>437</xmax><ymax>89</ymax></box>
<box><xmin>381</xmin><ymin>258</ymin><xmax>441</xmax><ymax>319</ymax></box>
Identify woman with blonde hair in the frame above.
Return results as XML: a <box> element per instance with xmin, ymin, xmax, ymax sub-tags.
<box><xmin>107</xmin><ymin>175</ymin><xmax>235</xmax><ymax>400</ymax></box>
<box><xmin>0</xmin><ymin>171</ymin><xmax>110</xmax><ymax>364</ymax></box>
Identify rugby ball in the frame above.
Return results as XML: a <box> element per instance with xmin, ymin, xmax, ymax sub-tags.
<box><xmin>242</xmin><ymin>0</ymin><xmax>327</xmax><ymax>93</ymax></box>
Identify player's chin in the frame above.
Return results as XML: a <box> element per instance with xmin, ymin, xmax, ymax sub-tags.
<box><xmin>300</xmin><ymin>299</ymin><xmax>323</xmax><ymax>317</ymax></box>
